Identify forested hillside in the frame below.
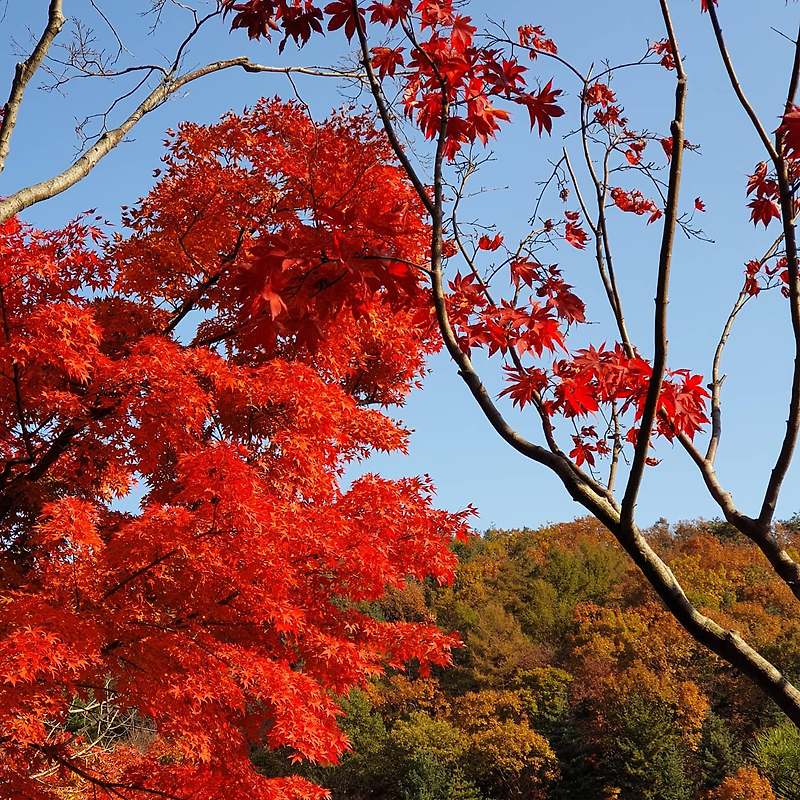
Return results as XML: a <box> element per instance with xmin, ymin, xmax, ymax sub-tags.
<box><xmin>256</xmin><ymin>517</ymin><xmax>800</xmax><ymax>800</ymax></box>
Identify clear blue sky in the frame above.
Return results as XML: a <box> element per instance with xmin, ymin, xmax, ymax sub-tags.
<box><xmin>2</xmin><ymin>1</ymin><xmax>799</xmax><ymax>529</ymax></box>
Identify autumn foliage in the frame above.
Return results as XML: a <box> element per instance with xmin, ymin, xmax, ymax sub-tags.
<box><xmin>249</xmin><ymin>517</ymin><xmax>800</xmax><ymax>799</ymax></box>
<box><xmin>219</xmin><ymin>0</ymin><xmax>714</xmax><ymax>475</ymax></box>
<box><xmin>4</xmin><ymin>0</ymin><xmax>800</xmax><ymax>795</ymax></box>
<box><xmin>16</xmin><ymin>490</ymin><xmax>800</xmax><ymax>799</ymax></box>
<box><xmin>215</xmin><ymin>0</ymin><xmax>800</xmax><ymax>732</ymax></box>
<box><xmin>0</xmin><ymin>100</ymin><xmax>471</xmax><ymax>798</ymax></box>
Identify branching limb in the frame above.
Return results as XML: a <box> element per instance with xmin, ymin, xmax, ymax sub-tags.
<box><xmin>707</xmin><ymin>9</ymin><xmax>800</xmax><ymax>531</ymax></box>
<box><xmin>0</xmin><ymin>0</ymin><xmax>65</xmax><ymax>173</ymax></box>
<box><xmin>758</xmin><ymin>26</ymin><xmax>800</xmax><ymax>530</ymax></box>
<box><xmin>573</xmin><ymin>103</ymin><xmax>634</xmax><ymax>353</ymax></box>
<box><xmin>0</xmin><ymin>59</ymin><xmax>359</xmax><ymax>224</ymax></box>
<box><xmin>676</xmin><ymin>431</ymin><xmax>800</xmax><ymax>604</ymax></box>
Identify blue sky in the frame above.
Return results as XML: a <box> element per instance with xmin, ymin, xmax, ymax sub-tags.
<box><xmin>2</xmin><ymin>1</ymin><xmax>799</xmax><ymax>529</ymax></box>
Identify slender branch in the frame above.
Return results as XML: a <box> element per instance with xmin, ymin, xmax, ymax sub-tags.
<box><xmin>0</xmin><ymin>59</ymin><xmax>359</xmax><ymax>224</ymax></box>
<box><xmin>531</xmin><ymin>156</ymin><xmax>566</xmax><ymax>225</ymax></box>
<box><xmin>102</xmin><ymin>549</ymin><xmax>178</xmax><ymax>599</ymax></box>
<box><xmin>608</xmin><ymin>401</ymin><xmax>622</xmax><ymax>492</ymax></box>
<box><xmin>706</xmin><ymin>3</ymin><xmax>780</xmax><ymax>163</ymax></box>
<box><xmin>0</xmin><ymin>0</ymin><xmax>65</xmax><ymax>173</ymax></box>
<box><xmin>620</xmin><ymin>0</ymin><xmax>686</xmax><ymax>528</ymax></box>
<box><xmin>784</xmin><ymin>22</ymin><xmax>800</xmax><ymax>111</ymax></box>
<box><xmin>705</xmin><ymin>231</ymin><xmax>785</xmax><ymax>462</ymax></box>
<box><xmin>88</xmin><ymin>0</ymin><xmax>130</xmax><ymax>62</ymax></box>
<box><xmin>687</xmin><ymin>10</ymin><xmax>800</xmax><ymax>582</ymax></box>
<box><xmin>757</xmin><ymin>23</ymin><xmax>800</xmax><ymax>530</ymax></box>
<box><xmin>352</xmin><ymin>3</ymin><xmax>433</xmax><ymax>217</ymax></box>
<box><xmin>575</xmin><ymin>97</ymin><xmax>633</xmax><ymax>352</ymax></box>
<box><xmin>163</xmin><ymin>228</ymin><xmax>248</xmax><ymax>336</ymax></box>
<box><xmin>562</xmin><ymin>147</ymin><xmax>595</xmax><ymax>232</ymax></box>
<box><xmin>706</xmin><ymin>292</ymin><xmax>745</xmax><ymax>463</ymax></box>
<box><xmin>170</xmin><ymin>9</ymin><xmax>221</xmax><ymax>73</ymax></box>
<box><xmin>679</xmin><ymin>430</ymin><xmax>800</xmax><ymax>600</ymax></box>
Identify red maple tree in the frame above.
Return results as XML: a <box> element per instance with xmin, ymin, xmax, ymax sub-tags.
<box><xmin>0</xmin><ymin>100</ymin><xmax>471</xmax><ymax>798</ymax></box>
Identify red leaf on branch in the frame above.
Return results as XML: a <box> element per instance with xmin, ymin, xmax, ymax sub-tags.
<box><xmin>583</xmin><ymin>83</ymin><xmax>616</xmax><ymax>108</ymax></box>
<box><xmin>517</xmin><ymin>80</ymin><xmax>564</xmax><ymax>135</ymax></box>
<box><xmin>748</xmin><ymin>196</ymin><xmax>781</xmax><ymax>228</ymax></box>
<box><xmin>324</xmin><ymin>0</ymin><xmax>364</xmax><ymax>41</ymax></box>
<box><xmin>371</xmin><ymin>46</ymin><xmax>405</xmax><ymax>78</ymax></box>
<box><xmin>478</xmin><ymin>233</ymin><xmax>504</xmax><ymax>251</ymax></box>
<box><xmin>777</xmin><ymin>105</ymin><xmax>800</xmax><ymax>160</ymax></box>
<box><xmin>565</xmin><ymin>221</ymin><xmax>588</xmax><ymax>249</ymax></box>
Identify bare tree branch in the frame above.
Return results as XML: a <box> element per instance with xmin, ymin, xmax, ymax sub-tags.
<box><xmin>706</xmin><ymin>4</ymin><xmax>781</xmax><ymax>162</ymax></box>
<box><xmin>706</xmin><ymin>8</ymin><xmax>800</xmax><ymax>532</ymax></box>
<box><xmin>0</xmin><ymin>59</ymin><xmax>360</xmax><ymax>224</ymax></box>
<box><xmin>620</xmin><ymin>0</ymin><xmax>687</xmax><ymax>528</ymax></box>
<box><xmin>0</xmin><ymin>0</ymin><xmax>65</xmax><ymax>173</ymax></box>
<box><xmin>758</xmin><ymin>27</ymin><xmax>800</xmax><ymax>531</ymax></box>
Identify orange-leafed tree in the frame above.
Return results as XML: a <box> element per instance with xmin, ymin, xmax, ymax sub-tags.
<box><xmin>0</xmin><ymin>100</ymin><xmax>471</xmax><ymax>798</ymax></box>
<box><xmin>707</xmin><ymin>767</ymin><xmax>777</xmax><ymax>800</ymax></box>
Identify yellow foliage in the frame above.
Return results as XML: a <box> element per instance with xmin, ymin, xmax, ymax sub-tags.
<box><xmin>368</xmin><ymin>675</ymin><xmax>449</xmax><ymax>720</ymax></box>
<box><xmin>449</xmin><ymin>688</ymin><xmax>542</xmax><ymax>733</ymax></box>
<box><xmin>388</xmin><ymin>711</ymin><xmax>468</xmax><ymax>766</ymax></box>
<box><xmin>468</xmin><ymin>720</ymin><xmax>558</xmax><ymax>798</ymax></box>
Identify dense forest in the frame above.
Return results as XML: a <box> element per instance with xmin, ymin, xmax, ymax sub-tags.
<box><xmin>255</xmin><ymin>517</ymin><xmax>800</xmax><ymax>800</ymax></box>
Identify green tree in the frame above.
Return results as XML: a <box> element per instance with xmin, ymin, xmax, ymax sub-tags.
<box><xmin>699</xmin><ymin>714</ymin><xmax>744</xmax><ymax>791</ymax></box>
<box><xmin>751</xmin><ymin>721</ymin><xmax>800</xmax><ymax>800</ymax></box>
<box><xmin>604</xmin><ymin>694</ymin><xmax>693</xmax><ymax>800</ymax></box>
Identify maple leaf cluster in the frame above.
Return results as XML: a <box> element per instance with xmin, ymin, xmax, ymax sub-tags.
<box><xmin>743</xmin><ymin>110</ymin><xmax>800</xmax><ymax>230</ymax></box>
<box><xmin>221</xmin><ymin>0</ymin><xmax>565</xmax><ymax>159</ymax></box>
<box><xmin>445</xmin><ymin>229</ymin><xmax>708</xmax><ymax>464</ymax></box>
<box><xmin>733</xmin><ymin>109</ymin><xmax>800</xmax><ymax>302</ymax></box>
<box><xmin>219</xmin><ymin>2</ymin><xmax>717</xmax><ymax>481</ymax></box>
<box><xmin>0</xmin><ymin>101</ymin><xmax>472</xmax><ymax>799</ymax></box>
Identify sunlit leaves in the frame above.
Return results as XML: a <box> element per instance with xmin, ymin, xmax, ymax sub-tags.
<box><xmin>0</xmin><ymin>102</ymin><xmax>470</xmax><ymax>799</ymax></box>
<box><xmin>749</xmin><ymin>196</ymin><xmax>781</xmax><ymax>228</ymax></box>
<box><xmin>518</xmin><ymin>80</ymin><xmax>565</xmax><ymax>135</ymax></box>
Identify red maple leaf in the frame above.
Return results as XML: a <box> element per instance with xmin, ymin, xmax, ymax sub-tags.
<box><xmin>517</xmin><ymin>80</ymin><xmax>565</xmax><ymax>135</ymax></box>
<box><xmin>478</xmin><ymin>233</ymin><xmax>504</xmax><ymax>251</ymax></box>
<box><xmin>778</xmin><ymin>105</ymin><xmax>800</xmax><ymax>160</ymax></box>
<box><xmin>371</xmin><ymin>46</ymin><xmax>405</xmax><ymax>78</ymax></box>
<box><xmin>324</xmin><ymin>0</ymin><xmax>364</xmax><ymax>41</ymax></box>
<box><xmin>748</xmin><ymin>196</ymin><xmax>781</xmax><ymax>228</ymax></box>
<box><xmin>583</xmin><ymin>82</ymin><xmax>616</xmax><ymax>108</ymax></box>
<box><xmin>565</xmin><ymin>221</ymin><xmax>588</xmax><ymax>249</ymax></box>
